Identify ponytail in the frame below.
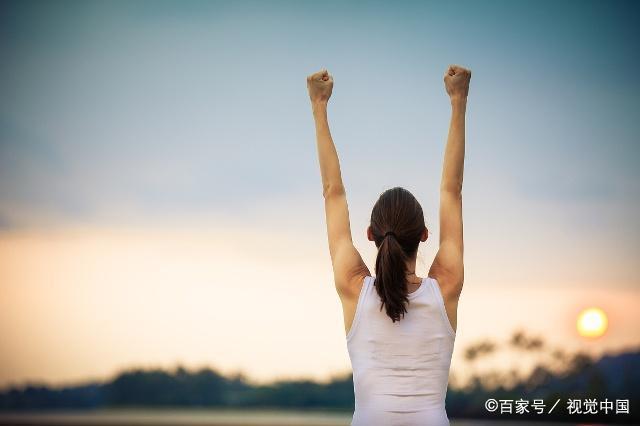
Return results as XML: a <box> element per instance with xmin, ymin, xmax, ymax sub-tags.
<box><xmin>374</xmin><ymin>233</ymin><xmax>410</xmax><ymax>322</ymax></box>
<box><xmin>370</xmin><ymin>187</ymin><xmax>426</xmax><ymax>323</ymax></box>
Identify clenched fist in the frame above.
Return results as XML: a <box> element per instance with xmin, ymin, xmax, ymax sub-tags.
<box><xmin>444</xmin><ymin>65</ymin><xmax>471</xmax><ymax>100</ymax></box>
<box><xmin>307</xmin><ymin>68</ymin><xmax>333</xmax><ymax>104</ymax></box>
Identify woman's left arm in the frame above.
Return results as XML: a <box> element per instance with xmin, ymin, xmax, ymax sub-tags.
<box><xmin>307</xmin><ymin>69</ymin><xmax>370</xmax><ymax>298</ymax></box>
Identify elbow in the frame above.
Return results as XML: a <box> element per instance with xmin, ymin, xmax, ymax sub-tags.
<box><xmin>323</xmin><ymin>182</ymin><xmax>346</xmax><ymax>199</ymax></box>
<box><xmin>441</xmin><ymin>183</ymin><xmax>463</xmax><ymax>197</ymax></box>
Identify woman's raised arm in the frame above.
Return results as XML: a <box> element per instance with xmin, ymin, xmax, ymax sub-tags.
<box><xmin>428</xmin><ymin>65</ymin><xmax>471</xmax><ymax>298</ymax></box>
<box><xmin>307</xmin><ymin>69</ymin><xmax>369</xmax><ymax>299</ymax></box>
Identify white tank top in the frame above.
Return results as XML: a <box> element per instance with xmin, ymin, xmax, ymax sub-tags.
<box><xmin>346</xmin><ymin>275</ymin><xmax>456</xmax><ymax>426</ymax></box>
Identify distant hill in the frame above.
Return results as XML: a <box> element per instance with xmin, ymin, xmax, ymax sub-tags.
<box><xmin>1</xmin><ymin>349</ymin><xmax>638</xmax><ymax>423</ymax></box>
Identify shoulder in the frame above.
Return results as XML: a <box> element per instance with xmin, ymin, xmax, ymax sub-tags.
<box><xmin>428</xmin><ymin>269</ymin><xmax>463</xmax><ymax>302</ymax></box>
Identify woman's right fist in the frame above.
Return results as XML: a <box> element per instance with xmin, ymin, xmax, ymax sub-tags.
<box><xmin>307</xmin><ymin>68</ymin><xmax>334</xmax><ymax>104</ymax></box>
<box><xmin>444</xmin><ymin>65</ymin><xmax>471</xmax><ymax>100</ymax></box>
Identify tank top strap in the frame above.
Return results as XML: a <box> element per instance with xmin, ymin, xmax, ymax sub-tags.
<box><xmin>428</xmin><ymin>276</ymin><xmax>457</xmax><ymax>337</ymax></box>
<box><xmin>346</xmin><ymin>275</ymin><xmax>374</xmax><ymax>341</ymax></box>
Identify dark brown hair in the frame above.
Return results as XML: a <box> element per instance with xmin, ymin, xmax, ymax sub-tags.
<box><xmin>370</xmin><ymin>187</ymin><xmax>426</xmax><ymax>322</ymax></box>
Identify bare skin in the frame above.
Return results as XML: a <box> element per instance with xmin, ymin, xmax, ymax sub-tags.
<box><xmin>307</xmin><ymin>65</ymin><xmax>470</xmax><ymax>335</ymax></box>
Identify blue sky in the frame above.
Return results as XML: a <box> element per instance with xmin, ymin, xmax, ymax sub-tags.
<box><xmin>2</xmin><ymin>0</ymin><xmax>638</xmax><ymax>282</ymax></box>
<box><xmin>0</xmin><ymin>0</ymin><xmax>639</xmax><ymax>386</ymax></box>
<box><xmin>1</xmin><ymin>0</ymin><xmax>637</xmax><ymax>216</ymax></box>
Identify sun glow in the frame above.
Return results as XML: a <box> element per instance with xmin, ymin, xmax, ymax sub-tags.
<box><xmin>577</xmin><ymin>307</ymin><xmax>608</xmax><ymax>338</ymax></box>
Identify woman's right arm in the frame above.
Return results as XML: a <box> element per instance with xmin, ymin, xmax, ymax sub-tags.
<box><xmin>428</xmin><ymin>65</ymin><xmax>471</xmax><ymax>299</ymax></box>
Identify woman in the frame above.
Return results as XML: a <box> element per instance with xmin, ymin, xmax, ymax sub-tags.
<box><xmin>306</xmin><ymin>64</ymin><xmax>470</xmax><ymax>426</ymax></box>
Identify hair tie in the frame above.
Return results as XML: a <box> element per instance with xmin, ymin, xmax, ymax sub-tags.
<box><xmin>384</xmin><ymin>231</ymin><xmax>396</xmax><ymax>239</ymax></box>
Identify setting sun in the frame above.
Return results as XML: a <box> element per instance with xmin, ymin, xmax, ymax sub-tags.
<box><xmin>577</xmin><ymin>307</ymin><xmax>608</xmax><ymax>338</ymax></box>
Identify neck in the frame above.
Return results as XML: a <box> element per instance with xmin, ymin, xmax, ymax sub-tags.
<box><xmin>404</xmin><ymin>257</ymin><xmax>420</xmax><ymax>281</ymax></box>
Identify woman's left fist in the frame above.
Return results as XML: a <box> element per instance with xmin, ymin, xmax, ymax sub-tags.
<box><xmin>307</xmin><ymin>68</ymin><xmax>333</xmax><ymax>103</ymax></box>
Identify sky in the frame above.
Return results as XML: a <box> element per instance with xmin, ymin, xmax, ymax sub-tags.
<box><xmin>1</xmin><ymin>0</ymin><xmax>639</xmax><ymax>388</ymax></box>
